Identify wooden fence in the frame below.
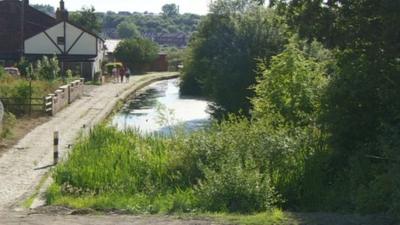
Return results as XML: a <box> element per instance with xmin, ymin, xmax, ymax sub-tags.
<box><xmin>0</xmin><ymin>78</ymin><xmax>85</xmax><ymax>116</ymax></box>
<box><xmin>0</xmin><ymin>97</ymin><xmax>45</xmax><ymax>115</ymax></box>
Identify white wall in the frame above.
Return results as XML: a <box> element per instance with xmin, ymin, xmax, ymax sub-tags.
<box><xmin>68</xmin><ymin>32</ymin><xmax>97</xmax><ymax>55</ymax></box>
<box><xmin>93</xmin><ymin>39</ymin><xmax>105</xmax><ymax>74</ymax></box>
<box><xmin>25</xmin><ymin>22</ymin><xmax>98</xmax><ymax>56</ymax></box>
<box><xmin>65</xmin><ymin>23</ymin><xmax>82</xmax><ymax>51</ymax></box>
<box><xmin>24</xmin><ymin>23</ymin><xmax>64</xmax><ymax>54</ymax></box>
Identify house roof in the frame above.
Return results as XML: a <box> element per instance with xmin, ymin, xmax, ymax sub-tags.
<box><xmin>0</xmin><ymin>0</ymin><xmax>103</xmax><ymax>58</ymax></box>
<box><xmin>0</xmin><ymin>0</ymin><xmax>57</xmax><ymax>54</ymax></box>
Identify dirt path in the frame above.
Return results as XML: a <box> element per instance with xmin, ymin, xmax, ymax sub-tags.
<box><xmin>0</xmin><ymin>72</ymin><xmax>178</xmax><ymax>211</ymax></box>
<box><xmin>0</xmin><ymin>211</ymin><xmax>215</xmax><ymax>225</ymax></box>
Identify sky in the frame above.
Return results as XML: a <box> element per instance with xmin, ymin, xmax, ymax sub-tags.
<box><xmin>29</xmin><ymin>0</ymin><xmax>211</xmax><ymax>15</ymax></box>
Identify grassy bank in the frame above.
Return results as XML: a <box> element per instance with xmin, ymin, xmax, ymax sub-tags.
<box><xmin>48</xmin><ymin>121</ymin><xmax>280</xmax><ymax>213</ymax></box>
<box><xmin>47</xmin><ymin>122</ymin><xmax>396</xmax><ymax>224</ymax></box>
<box><xmin>0</xmin><ymin>73</ymin><xmax>80</xmax><ymax>141</ymax></box>
<box><xmin>0</xmin><ymin>74</ymin><xmax>59</xmax><ymax>140</ymax></box>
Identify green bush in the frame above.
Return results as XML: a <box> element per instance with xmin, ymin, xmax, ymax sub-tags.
<box><xmin>196</xmin><ymin>165</ymin><xmax>278</xmax><ymax>213</ymax></box>
<box><xmin>0</xmin><ymin>112</ymin><xmax>16</xmax><ymax>139</ymax></box>
<box><xmin>16</xmin><ymin>57</ymin><xmax>30</xmax><ymax>77</ymax></box>
<box><xmin>0</xmin><ymin>66</ymin><xmax>5</xmax><ymax>79</ymax></box>
<box><xmin>35</xmin><ymin>56</ymin><xmax>61</xmax><ymax>80</ymax></box>
<box><xmin>0</xmin><ymin>73</ymin><xmax>63</xmax><ymax>115</ymax></box>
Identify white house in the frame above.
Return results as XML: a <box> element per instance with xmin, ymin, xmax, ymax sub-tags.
<box><xmin>22</xmin><ymin>0</ymin><xmax>105</xmax><ymax>80</ymax></box>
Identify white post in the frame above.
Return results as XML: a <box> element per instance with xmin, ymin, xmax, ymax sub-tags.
<box><xmin>53</xmin><ymin>131</ymin><xmax>59</xmax><ymax>165</ymax></box>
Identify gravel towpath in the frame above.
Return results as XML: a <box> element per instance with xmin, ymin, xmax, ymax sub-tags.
<box><xmin>0</xmin><ymin>211</ymin><xmax>215</xmax><ymax>225</ymax></box>
<box><xmin>0</xmin><ymin>72</ymin><xmax>178</xmax><ymax>210</ymax></box>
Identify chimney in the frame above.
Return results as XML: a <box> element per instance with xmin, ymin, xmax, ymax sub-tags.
<box><xmin>60</xmin><ymin>0</ymin><xmax>64</xmax><ymax>10</ymax></box>
<box><xmin>56</xmin><ymin>0</ymin><xmax>68</xmax><ymax>21</ymax></box>
<box><xmin>23</xmin><ymin>0</ymin><xmax>29</xmax><ymax>6</ymax></box>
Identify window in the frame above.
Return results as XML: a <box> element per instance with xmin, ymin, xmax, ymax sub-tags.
<box><xmin>57</xmin><ymin>36</ymin><xmax>65</xmax><ymax>45</ymax></box>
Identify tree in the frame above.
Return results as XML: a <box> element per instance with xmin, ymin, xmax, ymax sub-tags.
<box><xmin>252</xmin><ymin>37</ymin><xmax>328</xmax><ymax>127</ymax></box>
<box><xmin>114</xmin><ymin>38</ymin><xmax>159</xmax><ymax>73</ymax></box>
<box><xmin>32</xmin><ymin>4</ymin><xmax>55</xmax><ymax>15</ymax></box>
<box><xmin>117</xmin><ymin>21</ymin><xmax>140</xmax><ymax>39</ymax></box>
<box><xmin>181</xmin><ymin>1</ymin><xmax>287</xmax><ymax>118</ymax></box>
<box><xmin>69</xmin><ymin>6</ymin><xmax>101</xmax><ymax>34</ymax></box>
<box><xmin>99</xmin><ymin>10</ymin><xmax>202</xmax><ymax>40</ymax></box>
<box><xmin>281</xmin><ymin>0</ymin><xmax>400</xmax><ymax>215</ymax></box>
<box><xmin>162</xmin><ymin>4</ymin><xmax>179</xmax><ymax>17</ymax></box>
<box><xmin>253</xmin><ymin>0</ymin><xmax>265</xmax><ymax>5</ymax></box>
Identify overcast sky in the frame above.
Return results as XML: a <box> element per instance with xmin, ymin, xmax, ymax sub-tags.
<box><xmin>29</xmin><ymin>0</ymin><xmax>211</xmax><ymax>15</ymax></box>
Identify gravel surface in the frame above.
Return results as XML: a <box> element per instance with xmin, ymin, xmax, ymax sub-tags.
<box><xmin>0</xmin><ymin>211</ymin><xmax>215</xmax><ymax>225</ymax></box>
<box><xmin>0</xmin><ymin>73</ymin><xmax>178</xmax><ymax>211</ymax></box>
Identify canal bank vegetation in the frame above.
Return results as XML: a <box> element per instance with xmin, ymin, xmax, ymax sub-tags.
<box><xmin>179</xmin><ymin>0</ymin><xmax>399</xmax><ymax>220</ymax></box>
<box><xmin>47</xmin><ymin>37</ymin><xmax>332</xmax><ymax>218</ymax></box>
<box><xmin>47</xmin><ymin>0</ymin><xmax>399</xmax><ymax>223</ymax></box>
<box><xmin>48</xmin><ymin>119</ymin><xmax>280</xmax><ymax>214</ymax></box>
<box><xmin>0</xmin><ymin>57</ymin><xmax>79</xmax><ymax>144</ymax></box>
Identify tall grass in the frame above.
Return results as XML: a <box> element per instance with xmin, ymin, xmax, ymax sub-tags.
<box><xmin>0</xmin><ymin>74</ymin><xmax>63</xmax><ymax>98</ymax></box>
<box><xmin>49</xmin><ymin>120</ymin><xmax>293</xmax><ymax>213</ymax></box>
<box><xmin>54</xmin><ymin>127</ymin><xmax>178</xmax><ymax>195</ymax></box>
<box><xmin>0</xmin><ymin>74</ymin><xmax>64</xmax><ymax>115</ymax></box>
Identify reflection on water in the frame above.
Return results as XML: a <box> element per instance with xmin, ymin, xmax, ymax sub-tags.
<box><xmin>111</xmin><ymin>79</ymin><xmax>211</xmax><ymax>134</ymax></box>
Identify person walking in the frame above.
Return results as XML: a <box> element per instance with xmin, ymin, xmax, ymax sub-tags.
<box><xmin>112</xmin><ymin>67</ymin><xmax>118</xmax><ymax>83</ymax></box>
<box><xmin>125</xmin><ymin>67</ymin><xmax>130</xmax><ymax>83</ymax></box>
<box><xmin>119</xmin><ymin>67</ymin><xmax>125</xmax><ymax>83</ymax></box>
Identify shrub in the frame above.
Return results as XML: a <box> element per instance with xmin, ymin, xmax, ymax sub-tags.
<box><xmin>0</xmin><ymin>73</ymin><xmax>63</xmax><ymax>115</ymax></box>
<box><xmin>16</xmin><ymin>57</ymin><xmax>30</xmax><ymax>77</ymax></box>
<box><xmin>0</xmin><ymin>112</ymin><xmax>16</xmax><ymax>138</ymax></box>
<box><xmin>35</xmin><ymin>56</ymin><xmax>61</xmax><ymax>80</ymax></box>
<box><xmin>196</xmin><ymin>165</ymin><xmax>278</xmax><ymax>213</ymax></box>
<box><xmin>0</xmin><ymin>66</ymin><xmax>5</xmax><ymax>79</ymax></box>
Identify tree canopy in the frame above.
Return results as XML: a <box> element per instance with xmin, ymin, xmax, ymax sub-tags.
<box><xmin>99</xmin><ymin>10</ymin><xmax>202</xmax><ymax>40</ymax></box>
<box><xmin>181</xmin><ymin>0</ymin><xmax>287</xmax><ymax>117</ymax></box>
<box><xmin>69</xmin><ymin>6</ymin><xmax>102</xmax><ymax>34</ymax></box>
<box><xmin>117</xmin><ymin>21</ymin><xmax>141</xmax><ymax>39</ymax></box>
<box><xmin>179</xmin><ymin>0</ymin><xmax>400</xmax><ymax>217</ymax></box>
<box><xmin>32</xmin><ymin>4</ymin><xmax>55</xmax><ymax>16</ymax></box>
<box><xmin>114</xmin><ymin>38</ymin><xmax>159</xmax><ymax>73</ymax></box>
<box><xmin>162</xmin><ymin>3</ymin><xmax>179</xmax><ymax>17</ymax></box>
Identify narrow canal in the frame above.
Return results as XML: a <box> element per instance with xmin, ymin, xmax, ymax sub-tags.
<box><xmin>111</xmin><ymin>78</ymin><xmax>211</xmax><ymax>134</ymax></box>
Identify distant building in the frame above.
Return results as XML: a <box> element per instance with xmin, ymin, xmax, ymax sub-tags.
<box><xmin>104</xmin><ymin>39</ymin><xmax>121</xmax><ymax>62</ymax></box>
<box><xmin>0</xmin><ymin>0</ymin><xmax>105</xmax><ymax>80</ymax></box>
<box><xmin>151</xmin><ymin>53</ymin><xmax>168</xmax><ymax>72</ymax></box>
<box><xmin>143</xmin><ymin>32</ymin><xmax>188</xmax><ymax>48</ymax></box>
<box><xmin>117</xmin><ymin>11</ymin><xmax>131</xmax><ymax>16</ymax></box>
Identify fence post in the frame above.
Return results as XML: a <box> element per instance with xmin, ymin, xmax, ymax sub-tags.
<box><xmin>43</xmin><ymin>96</ymin><xmax>46</xmax><ymax>113</ymax></box>
<box><xmin>53</xmin><ymin>131</ymin><xmax>59</xmax><ymax>165</ymax></box>
<box><xmin>29</xmin><ymin>79</ymin><xmax>32</xmax><ymax>116</ymax></box>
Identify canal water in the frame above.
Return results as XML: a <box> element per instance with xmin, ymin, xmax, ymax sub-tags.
<box><xmin>111</xmin><ymin>78</ymin><xmax>211</xmax><ymax>134</ymax></box>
